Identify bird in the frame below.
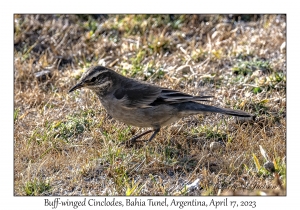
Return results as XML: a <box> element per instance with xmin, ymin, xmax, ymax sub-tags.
<box><xmin>69</xmin><ymin>65</ymin><xmax>252</xmax><ymax>145</ymax></box>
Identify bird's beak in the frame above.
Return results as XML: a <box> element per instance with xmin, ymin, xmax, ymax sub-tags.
<box><xmin>69</xmin><ymin>82</ymin><xmax>83</xmax><ymax>93</ymax></box>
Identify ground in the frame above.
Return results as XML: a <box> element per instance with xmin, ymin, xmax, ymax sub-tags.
<box><xmin>14</xmin><ymin>14</ymin><xmax>286</xmax><ymax>195</ymax></box>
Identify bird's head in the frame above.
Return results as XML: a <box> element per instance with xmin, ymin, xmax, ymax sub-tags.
<box><xmin>69</xmin><ymin>66</ymin><xmax>115</xmax><ymax>95</ymax></box>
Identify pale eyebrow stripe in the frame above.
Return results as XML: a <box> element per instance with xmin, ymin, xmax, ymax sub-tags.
<box><xmin>87</xmin><ymin>69</ymin><xmax>109</xmax><ymax>79</ymax></box>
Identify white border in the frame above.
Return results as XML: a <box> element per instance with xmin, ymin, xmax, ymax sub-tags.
<box><xmin>4</xmin><ymin>0</ymin><xmax>296</xmax><ymax>209</ymax></box>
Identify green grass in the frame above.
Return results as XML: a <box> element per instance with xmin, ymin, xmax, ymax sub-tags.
<box><xmin>232</xmin><ymin>58</ymin><xmax>272</xmax><ymax>76</ymax></box>
<box><xmin>24</xmin><ymin>178</ymin><xmax>51</xmax><ymax>196</ymax></box>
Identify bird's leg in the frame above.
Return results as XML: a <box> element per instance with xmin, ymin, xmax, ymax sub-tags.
<box><xmin>129</xmin><ymin>129</ymin><xmax>154</xmax><ymax>143</ymax></box>
<box><xmin>146</xmin><ymin>128</ymin><xmax>160</xmax><ymax>142</ymax></box>
<box><xmin>123</xmin><ymin>128</ymin><xmax>160</xmax><ymax>146</ymax></box>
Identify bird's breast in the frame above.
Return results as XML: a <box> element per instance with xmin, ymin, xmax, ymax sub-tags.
<box><xmin>98</xmin><ymin>95</ymin><xmax>180</xmax><ymax>128</ymax></box>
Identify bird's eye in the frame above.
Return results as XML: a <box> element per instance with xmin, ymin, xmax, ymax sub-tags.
<box><xmin>90</xmin><ymin>77</ymin><xmax>96</xmax><ymax>82</ymax></box>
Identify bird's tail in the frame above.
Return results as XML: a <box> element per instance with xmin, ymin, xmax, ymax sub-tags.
<box><xmin>175</xmin><ymin>102</ymin><xmax>252</xmax><ymax>118</ymax></box>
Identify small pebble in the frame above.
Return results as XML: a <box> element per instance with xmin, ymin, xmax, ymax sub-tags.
<box><xmin>34</xmin><ymin>69</ymin><xmax>52</xmax><ymax>82</ymax></box>
<box><xmin>264</xmin><ymin>161</ymin><xmax>275</xmax><ymax>173</ymax></box>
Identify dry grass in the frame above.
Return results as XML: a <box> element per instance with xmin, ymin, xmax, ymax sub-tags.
<box><xmin>14</xmin><ymin>14</ymin><xmax>286</xmax><ymax>196</ymax></box>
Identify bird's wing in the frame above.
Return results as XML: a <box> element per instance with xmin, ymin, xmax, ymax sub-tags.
<box><xmin>152</xmin><ymin>89</ymin><xmax>213</xmax><ymax>105</ymax></box>
<box><xmin>113</xmin><ymin>79</ymin><xmax>213</xmax><ymax>108</ymax></box>
<box><xmin>113</xmin><ymin>81</ymin><xmax>162</xmax><ymax>108</ymax></box>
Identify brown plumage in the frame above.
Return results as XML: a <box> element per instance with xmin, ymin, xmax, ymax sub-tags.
<box><xmin>69</xmin><ymin>66</ymin><xmax>252</xmax><ymax>144</ymax></box>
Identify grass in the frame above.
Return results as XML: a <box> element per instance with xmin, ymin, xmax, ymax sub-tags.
<box><xmin>24</xmin><ymin>178</ymin><xmax>51</xmax><ymax>196</ymax></box>
<box><xmin>14</xmin><ymin>14</ymin><xmax>286</xmax><ymax>196</ymax></box>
